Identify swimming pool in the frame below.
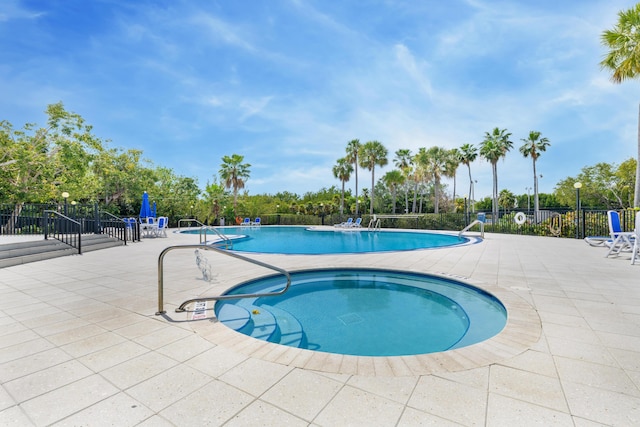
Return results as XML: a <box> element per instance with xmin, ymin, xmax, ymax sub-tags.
<box><xmin>183</xmin><ymin>226</ymin><xmax>474</xmax><ymax>254</ymax></box>
<box><xmin>215</xmin><ymin>268</ymin><xmax>507</xmax><ymax>357</ymax></box>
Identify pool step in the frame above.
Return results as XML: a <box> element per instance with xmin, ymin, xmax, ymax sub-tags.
<box><xmin>243</xmin><ymin>304</ymin><xmax>277</xmax><ymax>341</ymax></box>
<box><xmin>217</xmin><ymin>304</ymin><xmax>251</xmax><ymax>330</ymax></box>
<box><xmin>266</xmin><ymin>306</ymin><xmax>304</xmax><ymax>348</ymax></box>
<box><xmin>220</xmin><ymin>301</ymin><xmax>304</xmax><ymax>348</ymax></box>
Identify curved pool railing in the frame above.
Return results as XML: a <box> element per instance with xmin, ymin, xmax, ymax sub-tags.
<box><xmin>199</xmin><ymin>226</ymin><xmax>232</xmax><ymax>248</ymax></box>
<box><xmin>155</xmin><ymin>244</ymin><xmax>291</xmax><ymax>315</ymax></box>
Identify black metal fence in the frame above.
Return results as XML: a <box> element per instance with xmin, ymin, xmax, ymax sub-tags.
<box><xmin>233</xmin><ymin>208</ymin><xmax>637</xmax><ymax>239</ymax></box>
<box><xmin>2</xmin><ymin>203</ymin><xmax>637</xmax><ymax>240</ymax></box>
<box><xmin>1</xmin><ymin>203</ymin><xmax>140</xmax><ymax>242</ymax></box>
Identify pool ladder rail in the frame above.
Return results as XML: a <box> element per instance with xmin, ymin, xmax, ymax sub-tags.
<box><xmin>177</xmin><ymin>218</ymin><xmax>233</xmax><ymax>249</ymax></box>
<box><xmin>367</xmin><ymin>218</ymin><xmax>381</xmax><ymax>231</ymax></box>
<box><xmin>155</xmin><ymin>244</ymin><xmax>291</xmax><ymax>316</ymax></box>
<box><xmin>459</xmin><ymin>220</ymin><xmax>485</xmax><ymax>238</ymax></box>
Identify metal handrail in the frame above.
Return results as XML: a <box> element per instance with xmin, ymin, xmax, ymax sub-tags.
<box><xmin>43</xmin><ymin>210</ymin><xmax>82</xmax><ymax>254</ymax></box>
<box><xmin>99</xmin><ymin>211</ymin><xmax>132</xmax><ymax>243</ymax></box>
<box><xmin>459</xmin><ymin>219</ymin><xmax>485</xmax><ymax>238</ymax></box>
<box><xmin>155</xmin><ymin>244</ymin><xmax>291</xmax><ymax>315</ymax></box>
<box><xmin>199</xmin><ymin>226</ymin><xmax>232</xmax><ymax>248</ymax></box>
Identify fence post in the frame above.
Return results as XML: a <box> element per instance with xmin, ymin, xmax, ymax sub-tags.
<box><xmin>94</xmin><ymin>202</ymin><xmax>100</xmax><ymax>234</ymax></box>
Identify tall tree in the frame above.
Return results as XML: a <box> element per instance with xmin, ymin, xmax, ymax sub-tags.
<box><xmin>601</xmin><ymin>3</ymin><xmax>640</xmax><ymax>208</ymax></box>
<box><xmin>332</xmin><ymin>157</ymin><xmax>353</xmax><ymax>215</ymax></box>
<box><xmin>416</xmin><ymin>146</ymin><xmax>449</xmax><ymax>214</ymax></box>
<box><xmin>219</xmin><ymin>154</ymin><xmax>251</xmax><ymax>214</ymax></box>
<box><xmin>382</xmin><ymin>169</ymin><xmax>405</xmax><ymax>214</ymax></box>
<box><xmin>459</xmin><ymin>143</ymin><xmax>478</xmax><ymax>209</ymax></box>
<box><xmin>358</xmin><ymin>140</ymin><xmax>388</xmax><ymax>215</ymax></box>
<box><xmin>519</xmin><ymin>131</ymin><xmax>550</xmax><ymax>218</ymax></box>
<box><xmin>394</xmin><ymin>148</ymin><xmax>413</xmax><ymax>214</ymax></box>
<box><xmin>446</xmin><ymin>148</ymin><xmax>461</xmax><ymax>212</ymax></box>
<box><xmin>345</xmin><ymin>139</ymin><xmax>362</xmax><ymax>215</ymax></box>
<box><xmin>412</xmin><ymin>148</ymin><xmax>427</xmax><ymax>213</ymax></box>
<box><xmin>480</xmin><ymin>127</ymin><xmax>513</xmax><ymax>220</ymax></box>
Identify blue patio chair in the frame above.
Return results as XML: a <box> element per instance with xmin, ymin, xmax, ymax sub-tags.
<box><xmin>631</xmin><ymin>211</ymin><xmax>640</xmax><ymax>265</ymax></box>
<box><xmin>605</xmin><ymin>210</ymin><xmax>635</xmax><ymax>258</ymax></box>
<box><xmin>335</xmin><ymin>218</ymin><xmax>353</xmax><ymax>228</ymax></box>
<box><xmin>155</xmin><ymin>216</ymin><xmax>168</xmax><ymax>237</ymax></box>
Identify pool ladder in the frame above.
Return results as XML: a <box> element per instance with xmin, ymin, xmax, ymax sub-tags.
<box><xmin>367</xmin><ymin>218</ymin><xmax>381</xmax><ymax>231</ymax></box>
<box><xmin>155</xmin><ymin>244</ymin><xmax>291</xmax><ymax>315</ymax></box>
<box><xmin>177</xmin><ymin>218</ymin><xmax>233</xmax><ymax>249</ymax></box>
<box><xmin>459</xmin><ymin>220</ymin><xmax>485</xmax><ymax>238</ymax></box>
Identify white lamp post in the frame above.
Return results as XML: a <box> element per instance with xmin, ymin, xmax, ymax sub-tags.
<box><xmin>573</xmin><ymin>182</ymin><xmax>582</xmax><ymax>239</ymax></box>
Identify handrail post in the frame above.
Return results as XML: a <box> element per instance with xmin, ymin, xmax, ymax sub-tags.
<box><xmin>156</xmin><ymin>246</ymin><xmax>170</xmax><ymax>315</ymax></box>
<box><xmin>155</xmin><ymin>244</ymin><xmax>291</xmax><ymax>316</ymax></box>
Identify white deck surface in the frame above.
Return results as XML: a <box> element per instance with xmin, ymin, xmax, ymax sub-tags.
<box><xmin>1</xmin><ymin>228</ymin><xmax>639</xmax><ymax>426</ymax></box>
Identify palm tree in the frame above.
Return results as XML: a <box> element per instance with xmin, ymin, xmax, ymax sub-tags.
<box><xmin>459</xmin><ymin>143</ymin><xmax>478</xmax><ymax>210</ymax></box>
<box><xmin>345</xmin><ymin>139</ymin><xmax>361</xmax><ymax>215</ymax></box>
<box><xmin>445</xmin><ymin>148</ymin><xmax>461</xmax><ymax>212</ymax></box>
<box><xmin>416</xmin><ymin>146</ymin><xmax>449</xmax><ymax>214</ymax></box>
<box><xmin>358</xmin><ymin>140</ymin><xmax>388</xmax><ymax>215</ymax></box>
<box><xmin>382</xmin><ymin>170</ymin><xmax>405</xmax><ymax>213</ymax></box>
<box><xmin>394</xmin><ymin>149</ymin><xmax>413</xmax><ymax>214</ymax></box>
<box><xmin>412</xmin><ymin>148</ymin><xmax>427</xmax><ymax>213</ymax></box>
<box><xmin>219</xmin><ymin>154</ymin><xmax>251</xmax><ymax>214</ymax></box>
<box><xmin>520</xmin><ymin>131</ymin><xmax>550</xmax><ymax>217</ymax></box>
<box><xmin>601</xmin><ymin>3</ymin><xmax>640</xmax><ymax>208</ymax></box>
<box><xmin>480</xmin><ymin>128</ymin><xmax>513</xmax><ymax>220</ymax></box>
<box><xmin>332</xmin><ymin>157</ymin><xmax>353</xmax><ymax>215</ymax></box>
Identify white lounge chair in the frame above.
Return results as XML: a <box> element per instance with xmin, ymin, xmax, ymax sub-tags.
<box><xmin>351</xmin><ymin>217</ymin><xmax>362</xmax><ymax>228</ymax></box>
<box><xmin>154</xmin><ymin>216</ymin><xmax>168</xmax><ymax>237</ymax></box>
<box><xmin>631</xmin><ymin>211</ymin><xmax>640</xmax><ymax>265</ymax></box>
<box><xmin>605</xmin><ymin>210</ymin><xmax>635</xmax><ymax>258</ymax></box>
<box><xmin>336</xmin><ymin>218</ymin><xmax>353</xmax><ymax>228</ymax></box>
<box><xmin>252</xmin><ymin>217</ymin><xmax>261</xmax><ymax>226</ymax></box>
<box><xmin>584</xmin><ymin>236</ymin><xmax>611</xmax><ymax>247</ymax></box>
<box><xmin>241</xmin><ymin>217</ymin><xmax>251</xmax><ymax>226</ymax></box>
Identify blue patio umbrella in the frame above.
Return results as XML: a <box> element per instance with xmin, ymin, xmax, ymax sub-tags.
<box><xmin>139</xmin><ymin>191</ymin><xmax>152</xmax><ymax>219</ymax></box>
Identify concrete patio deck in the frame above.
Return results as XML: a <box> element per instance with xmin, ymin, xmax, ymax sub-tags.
<box><xmin>0</xmin><ymin>228</ymin><xmax>639</xmax><ymax>426</ymax></box>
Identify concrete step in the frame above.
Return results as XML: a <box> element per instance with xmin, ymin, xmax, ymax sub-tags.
<box><xmin>81</xmin><ymin>234</ymin><xmax>125</xmax><ymax>252</ymax></box>
<box><xmin>0</xmin><ymin>234</ymin><xmax>125</xmax><ymax>268</ymax></box>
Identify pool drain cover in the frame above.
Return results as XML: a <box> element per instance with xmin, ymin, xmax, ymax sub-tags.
<box><xmin>338</xmin><ymin>313</ymin><xmax>364</xmax><ymax>325</ymax></box>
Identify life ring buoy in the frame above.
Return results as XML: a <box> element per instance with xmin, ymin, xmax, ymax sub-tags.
<box><xmin>514</xmin><ymin>212</ymin><xmax>526</xmax><ymax>225</ymax></box>
<box><xmin>549</xmin><ymin>212</ymin><xmax>562</xmax><ymax>236</ymax></box>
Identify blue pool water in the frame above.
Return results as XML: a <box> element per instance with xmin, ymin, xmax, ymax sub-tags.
<box><xmin>215</xmin><ymin>269</ymin><xmax>507</xmax><ymax>356</ymax></box>
<box><xmin>184</xmin><ymin>226</ymin><xmax>472</xmax><ymax>254</ymax></box>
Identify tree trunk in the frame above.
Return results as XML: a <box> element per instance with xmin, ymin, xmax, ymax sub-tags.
<box><xmin>635</xmin><ymin>103</ymin><xmax>640</xmax><ymax>207</ymax></box>
<box><xmin>3</xmin><ymin>203</ymin><xmax>24</xmax><ymax>234</ymax></box>
<box><xmin>434</xmin><ymin>179</ymin><xmax>440</xmax><ymax>214</ymax></box>
<box><xmin>533</xmin><ymin>159</ymin><xmax>539</xmax><ymax>218</ymax></box>
<box><xmin>354</xmin><ymin>162</ymin><xmax>359</xmax><ymax>216</ymax></box>
<box><xmin>370</xmin><ymin>169</ymin><xmax>375</xmax><ymax>215</ymax></box>
<box><xmin>492</xmin><ymin>163</ymin><xmax>499</xmax><ymax>220</ymax></box>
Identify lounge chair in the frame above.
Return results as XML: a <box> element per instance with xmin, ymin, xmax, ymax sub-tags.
<box><xmin>335</xmin><ymin>218</ymin><xmax>353</xmax><ymax>228</ymax></box>
<box><xmin>253</xmin><ymin>217</ymin><xmax>261</xmax><ymax>226</ymax></box>
<box><xmin>352</xmin><ymin>217</ymin><xmax>362</xmax><ymax>228</ymax></box>
<box><xmin>241</xmin><ymin>217</ymin><xmax>251</xmax><ymax>226</ymax></box>
<box><xmin>605</xmin><ymin>210</ymin><xmax>635</xmax><ymax>258</ymax></box>
<box><xmin>631</xmin><ymin>211</ymin><xmax>640</xmax><ymax>265</ymax></box>
<box><xmin>154</xmin><ymin>216</ymin><xmax>168</xmax><ymax>237</ymax></box>
<box><xmin>584</xmin><ymin>236</ymin><xmax>612</xmax><ymax>247</ymax></box>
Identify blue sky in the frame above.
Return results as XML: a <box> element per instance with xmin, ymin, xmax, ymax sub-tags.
<box><xmin>1</xmin><ymin>0</ymin><xmax>639</xmax><ymax>200</ymax></box>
